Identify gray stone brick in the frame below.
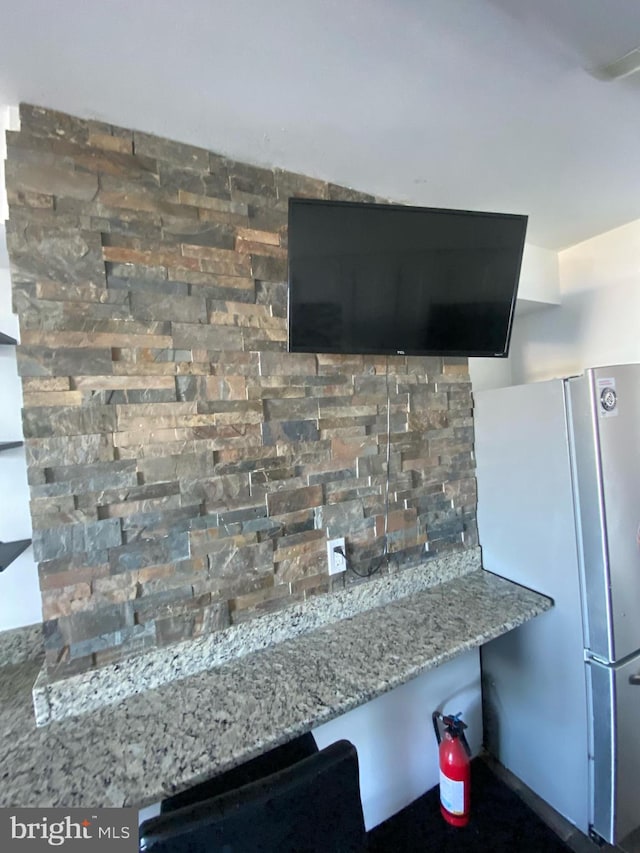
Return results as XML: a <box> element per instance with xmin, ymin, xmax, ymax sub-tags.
<box><xmin>256</xmin><ymin>280</ymin><xmax>287</xmax><ymax>318</ymax></box>
<box><xmin>109</xmin><ymin>532</ymin><xmax>190</xmax><ymax>573</ymax></box>
<box><xmin>130</xmin><ymin>291</ymin><xmax>207</xmax><ymax>324</ymax></box>
<box><xmin>9</xmin><ymin>226</ymin><xmax>105</xmax><ymax>285</ymax></box>
<box><xmin>275</xmin><ymin>169</ymin><xmax>328</xmax><ymax>201</ymax></box>
<box><xmin>70</xmin><ymin>622</ymin><xmax>156</xmax><ymax>661</ymax></box>
<box><xmin>161</xmin><ymin>217</ymin><xmax>235</xmax><ymax>250</ymax></box>
<box><xmin>327</xmin><ymin>184</ymin><xmax>376</xmax><ymax>203</ymax></box>
<box><xmin>106</xmin><ymin>261</ymin><xmax>168</xmax><ymax>281</ymax></box>
<box><xmin>26</xmin><ymin>434</ymin><xmax>113</xmax><ymax>467</ymax></box>
<box><xmin>227</xmin><ymin>160</ymin><xmax>276</xmax><ymax>198</ymax></box>
<box><xmin>267</xmin><ymin>485</ymin><xmax>323</xmax><ymax>516</ymax></box>
<box><xmin>247</xmin><ymin>204</ymin><xmax>288</xmax><ymax>232</ymax></box>
<box><xmin>45</xmin><ymin>460</ymin><xmax>138</xmax><ymax>493</ymax></box>
<box><xmin>20</xmin><ymin>104</ymin><xmax>91</xmax><ymax>145</ymax></box>
<box><xmin>17</xmin><ymin>346</ymin><xmax>113</xmax><ymax>377</ymax></box>
<box><xmin>262</xmin><ymin>419</ymin><xmax>319</xmax><ymax>446</ymax></box>
<box><xmin>250</xmin><ymin>253</ymin><xmax>287</xmax><ymax>282</ymax></box>
<box><xmin>207</xmin><ymin>538</ymin><xmax>274</xmax><ymax>580</ymax></box>
<box><xmin>181</xmin><ymin>473</ymin><xmax>251</xmax><ymax>510</ymax></box>
<box><xmin>137</xmin><ymin>451</ymin><xmax>215</xmax><ymax>485</ymax></box>
<box><xmin>32</xmin><ymin>518</ymin><xmax>121</xmax><ymax>561</ymax></box>
<box><xmin>176</xmin><ymin>375</ymin><xmax>205</xmax><ymax>402</ymax></box>
<box><xmin>263</xmin><ymin>397</ymin><xmax>319</xmax><ymax>421</ymax></box>
<box><xmin>172</xmin><ymin>322</ymin><xmax>244</xmax><ymax>351</ymax></box>
<box><xmin>6</xmin><ymin>159</ymin><xmax>99</xmax><ymax>202</ymax></box>
<box><xmin>313</xmin><ymin>499</ymin><xmax>365</xmax><ymax>537</ymax></box>
<box><xmin>103</xmin><ymin>389</ymin><xmax>177</xmax><ymax>405</ymax></box>
<box><xmin>134</xmin><ymin>131</ymin><xmax>210</xmax><ymax>170</ymax></box>
<box><xmin>157</xmin><ymin>164</ymin><xmax>207</xmax><ymax>196</ymax></box>
<box><xmin>121</xmin><ymin>504</ymin><xmax>202</xmax><ymax>544</ymax></box>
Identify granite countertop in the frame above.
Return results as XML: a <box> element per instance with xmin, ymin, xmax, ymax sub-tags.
<box><xmin>0</xmin><ymin>568</ymin><xmax>551</xmax><ymax>809</ymax></box>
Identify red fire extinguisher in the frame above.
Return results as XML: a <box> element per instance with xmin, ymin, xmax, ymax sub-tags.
<box><xmin>432</xmin><ymin>711</ymin><xmax>471</xmax><ymax>827</ymax></box>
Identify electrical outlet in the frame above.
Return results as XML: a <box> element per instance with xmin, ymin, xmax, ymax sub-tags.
<box><xmin>327</xmin><ymin>537</ymin><xmax>346</xmax><ymax>575</ymax></box>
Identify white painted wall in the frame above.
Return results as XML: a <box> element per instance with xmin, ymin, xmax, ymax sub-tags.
<box><xmin>313</xmin><ymin>648</ymin><xmax>482</xmax><ymax>830</ymax></box>
<box><xmin>0</xmin><ymin>104</ymin><xmax>42</xmax><ymax>631</ymax></box>
<box><xmin>509</xmin><ymin>219</ymin><xmax>640</xmax><ymax>384</ymax></box>
<box><xmin>0</xmin><ymin>238</ymin><xmax>41</xmax><ymax>631</ymax></box>
<box><xmin>517</xmin><ymin>243</ymin><xmax>561</xmax><ymax>307</ymax></box>
<box><xmin>471</xmin><ymin>220</ymin><xmax>640</xmax><ymax>392</ymax></box>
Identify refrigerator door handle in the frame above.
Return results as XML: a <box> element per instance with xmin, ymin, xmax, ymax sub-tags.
<box><xmin>629</xmin><ymin>674</ymin><xmax>640</xmax><ymax>686</ymax></box>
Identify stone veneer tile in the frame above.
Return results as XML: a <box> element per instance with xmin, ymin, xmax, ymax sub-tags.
<box><xmin>7</xmin><ymin>102</ymin><xmax>479</xmax><ymax>685</ymax></box>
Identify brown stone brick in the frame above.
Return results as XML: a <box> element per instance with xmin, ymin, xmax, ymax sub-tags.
<box><xmin>41</xmin><ymin>582</ymin><xmax>93</xmax><ymax>620</ymax></box>
<box><xmin>23</xmin><ymin>390</ymin><xmax>83</xmax><ymax>408</ymax></box>
<box><xmin>98</xmin><ymin>190</ymin><xmax>195</xmax><ymax>220</ymax></box>
<box><xmin>291</xmin><ymin>573</ymin><xmax>331</xmax><ymax>598</ymax></box>
<box><xmin>7</xmin><ymin>188</ymin><xmax>54</xmax><ymax>208</ymax></box>
<box><xmin>181</xmin><ymin>242</ymin><xmax>251</xmax><ymax>274</ymax></box>
<box><xmin>258</xmin><ymin>352</ymin><xmax>317</xmax><ymax>377</ymax></box>
<box><xmin>235</xmin><ymin>238</ymin><xmax>286</xmax><ymax>258</ymax></box>
<box><xmin>22</xmin><ymin>377</ymin><xmax>71</xmax><ymax>392</ymax></box>
<box><xmin>88</xmin><ymin>133</ymin><xmax>133</xmax><ymax>154</ymax></box>
<box><xmin>72</xmin><ymin>374</ymin><xmax>175</xmax><ymax>391</ymax></box>
<box><xmin>236</xmin><ymin>227</ymin><xmax>280</xmax><ymax>246</ymax></box>
<box><xmin>102</xmin><ymin>245</ymin><xmax>200</xmax><ymax>272</ymax></box>
<box><xmin>276</xmin><ymin>548</ymin><xmax>327</xmax><ymax>583</ymax></box>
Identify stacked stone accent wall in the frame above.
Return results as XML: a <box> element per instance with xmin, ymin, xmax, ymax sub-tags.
<box><xmin>4</xmin><ymin>104</ymin><xmax>477</xmax><ymax>679</ymax></box>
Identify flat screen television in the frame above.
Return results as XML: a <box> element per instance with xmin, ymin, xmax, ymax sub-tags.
<box><xmin>287</xmin><ymin>198</ymin><xmax>528</xmax><ymax>358</ymax></box>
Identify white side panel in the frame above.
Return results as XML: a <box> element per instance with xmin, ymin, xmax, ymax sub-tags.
<box><xmin>474</xmin><ymin>379</ymin><xmax>589</xmax><ymax>833</ymax></box>
<box><xmin>313</xmin><ymin>649</ymin><xmax>482</xmax><ymax>830</ymax></box>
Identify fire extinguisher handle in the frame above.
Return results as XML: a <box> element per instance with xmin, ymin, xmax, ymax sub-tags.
<box><xmin>432</xmin><ymin>711</ymin><xmax>442</xmax><ymax>745</ymax></box>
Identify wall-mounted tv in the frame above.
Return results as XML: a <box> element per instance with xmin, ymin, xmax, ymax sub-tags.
<box><xmin>287</xmin><ymin>198</ymin><xmax>528</xmax><ymax>358</ymax></box>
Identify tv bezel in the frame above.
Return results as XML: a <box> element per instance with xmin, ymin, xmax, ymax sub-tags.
<box><xmin>287</xmin><ymin>197</ymin><xmax>527</xmax><ymax>359</ymax></box>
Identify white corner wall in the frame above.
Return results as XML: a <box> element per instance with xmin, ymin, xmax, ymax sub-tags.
<box><xmin>0</xmin><ymin>104</ymin><xmax>42</xmax><ymax>631</ymax></box>
<box><xmin>313</xmin><ymin>649</ymin><xmax>482</xmax><ymax>830</ymax></box>
<box><xmin>0</xmin><ymin>233</ymin><xmax>42</xmax><ymax>631</ymax></box>
<box><xmin>509</xmin><ymin>219</ymin><xmax>640</xmax><ymax>384</ymax></box>
<box><xmin>0</xmin><ymin>242</ymin><xmax>41</xmax><ymax>631</ymax></box>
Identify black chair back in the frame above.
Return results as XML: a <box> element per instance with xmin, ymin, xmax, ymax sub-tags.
<box><xmin>139</xmin><ymin>739</ymin><xmax>367</xmax><ymax>852</ymax></box>
<box><xmin>160</xmin><ymin>732</ymin><xmax>319</xmax><ymax>814</ymax></box>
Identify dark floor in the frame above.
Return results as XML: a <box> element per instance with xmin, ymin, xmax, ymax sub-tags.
<box><xmin>368</xmin><ymin>755</ymin><xmax>640</xmax><ymax>853</ymax></box>
<box><xmin>368</xmin><ymin>758</ymin><xmax>574</xmax><ymax>853</ymax></box>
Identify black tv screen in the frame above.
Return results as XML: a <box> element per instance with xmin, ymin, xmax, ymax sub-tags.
<box><xmin>287</xmin><ymin>198</ymin><xmax>527</xmax><ymax>358</ymax></box>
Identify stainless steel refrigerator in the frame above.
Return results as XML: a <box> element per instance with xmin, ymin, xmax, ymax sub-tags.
<box><xmin>475</xmin><ymin>363</ymin><xmax>640</xmax><ymax>845</ymax></box>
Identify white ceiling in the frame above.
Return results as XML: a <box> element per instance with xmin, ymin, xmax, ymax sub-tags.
<box><xmin>1</xmin><ymin>0</ymin><xmax>640</xmax><ymax>249</ymax></box>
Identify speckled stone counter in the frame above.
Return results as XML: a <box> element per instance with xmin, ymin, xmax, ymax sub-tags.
<box><xmin>34</xmin><ymin>547</ymin><xmax>481</xmax><ymax>726</ymax></box>
<box><xmin>0</xmin><ymin>569</ymin><xmax>551</xmax><ymax>809</ymax></box>
<box><xmin>0</xmin><ymin>623</ymin><xmax>43</xmax><ymax>666</ymax></box>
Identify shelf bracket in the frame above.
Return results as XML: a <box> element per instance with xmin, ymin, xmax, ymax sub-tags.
<box><xmin>0</xmin><ymin>540</ymin><xmax>32</xmax><ymax>572</ymax></box>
